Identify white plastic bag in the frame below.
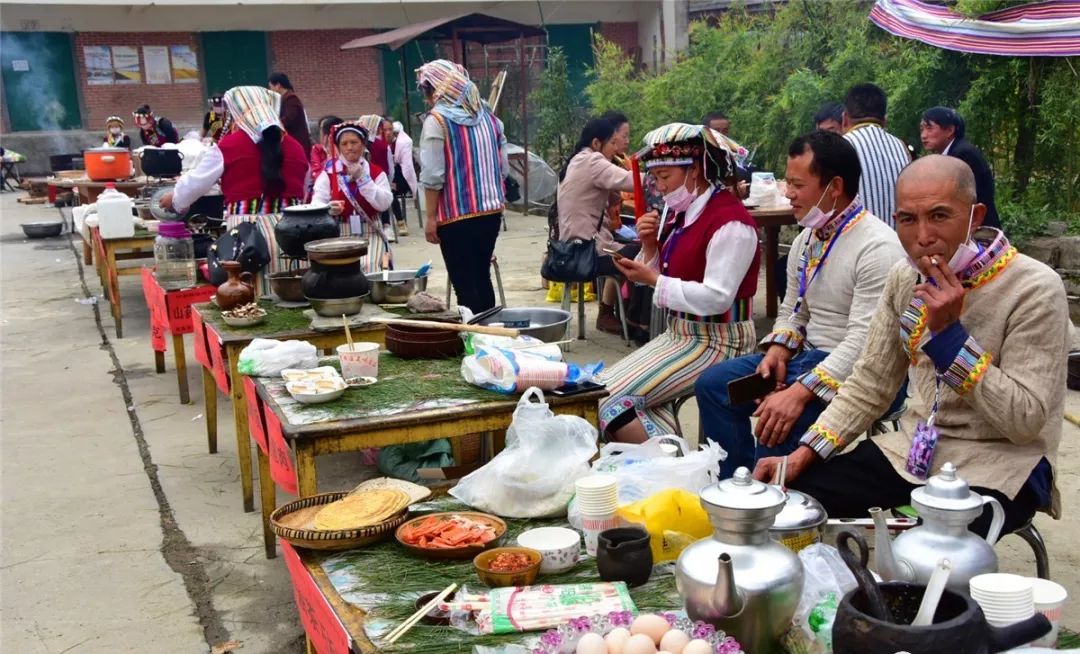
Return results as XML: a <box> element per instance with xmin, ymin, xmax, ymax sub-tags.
<box><xmin>781</xmin><ymin>543</ymin><xmax>858</xmax><ymax>654</ymax></box>
<box><xmin>237</xmin><ymin>338</ymin><xmax>318</xmax><ymax>377</ymax></box>
<box><xmin>450</xmin><ymin>388</ymin><xmax>598</xmax><ymax>518</ymax></box>
<box><xmin>589</xmin><ymin>436</ymin><xmax>725</xmax><ymax>504</ymax></box>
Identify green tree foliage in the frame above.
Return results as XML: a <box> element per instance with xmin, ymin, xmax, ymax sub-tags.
<box><xmin>529</xmin><ymin>47</ymin><xmax>588</xmax><ymax>167</ymax></box>
<box><xmin>585</xmin><ymin>0</ymin><xmax>1080</xmax><ymax>237</ymax></box>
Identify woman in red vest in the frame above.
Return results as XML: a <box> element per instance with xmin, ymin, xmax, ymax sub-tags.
<box><xmin>311</xmin><ymin>121</ymin><xmax>393</xmax><ymax>272</ymax></box>
<box><xmin>599</xmin><ymin>123</ymin><xmax>761</xmax><ymax>443</ymax></box>
<box><xmin>162</xmin><ymin>85</ymin><xmax>309</xmax><ymax>295</ymax></box>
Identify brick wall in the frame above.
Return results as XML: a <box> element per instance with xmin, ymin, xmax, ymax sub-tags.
<box><xmin>268</xmin><ymin>30</ymin><xmax>384</xmax><ymax>124</ymax></box>
<box><xmin>598</xmin><ymin>22</ymin><xmax>640</xmax><ymax>62</ymax></box>
<box><xmin>74</xmin><ymin>32</ymin><xmax>206</xmax><ymax>129</ymax></box>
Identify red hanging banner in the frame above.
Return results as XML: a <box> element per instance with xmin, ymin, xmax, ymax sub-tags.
<box><xmin>243</xmin><ymin>376</ymin><xmax>268</xmax><ymax>454</ymax></box>
<box><xmin>281</xmin><ymin>541</ymin><xmax>353</xmax><ymax>654</ymax></box>
<box><xmin>265</xmin><ymin>408</ymin><xmax>298</xmax><ymax>495</ymax></box>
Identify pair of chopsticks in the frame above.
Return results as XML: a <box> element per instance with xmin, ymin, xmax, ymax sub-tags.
<box><xmin>384</xmin><ymin>582</ymin><xmax>457</xmax><ymax>645</ymax></box>
<box><xmin>341</xmin><ymin>314</ymin><xmax>354</xmax><ymax>349</ymax></box>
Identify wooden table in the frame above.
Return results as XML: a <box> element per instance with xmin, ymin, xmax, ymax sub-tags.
<box><xmin>90</xmin><ymin>226</ymin><xmax>157</xmax><ymax>338</ymax></box>
<box><xmin>750</xmin><ymin>206</ymin><xmax>797</xmax><ymax>318</ymax></box>
<box><xmin>249</xmin><ymin>365</ymin><xmax>607</xmax><ymax>559</ymax></box>
<box><xmin>140</xmin><ymin>268</ymin><xmax>217</xmax><ymax>404</ymax></box>
<box><xmin>191</xmin><ymin>302</ymin><xmax>386</xmax><ymax>515</ymax></box>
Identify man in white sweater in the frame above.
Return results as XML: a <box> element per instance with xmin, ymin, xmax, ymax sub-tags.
<box><xmin>696</xmin><ymin>131</ymin><xmax>906</xmax><ymax>478</ymax></box>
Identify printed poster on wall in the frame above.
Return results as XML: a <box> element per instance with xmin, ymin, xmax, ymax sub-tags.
<box><xmin>111</xmin><ymin>46</ymin><xmax>141</xmax><ymax>84</ymax></box>
<box><xmin>84</xmin><ymin>45</ymin><xmax>113</xmax><ymax>85</ymax></box>
<box><xmin>170</xmin><ymin>45</ymin><xmax>198</xmax><ymax>83</ymax></box>
<box><xmin>143</xmin><ymin>46</ymin><xmax>171</xmax><ymax>84</ymax></box>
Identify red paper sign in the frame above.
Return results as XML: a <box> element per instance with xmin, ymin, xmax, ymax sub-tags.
<box><xmin>243</xmin><ymin>376</ymin><xmax>268</xmax><ymax>454</ymax></box>
<box><xmin>163</xmin><ymin>285</ymin><xmax>215</xmax><ymax>335</ymax></box>
<box><xmin>265</xmin><ymin>409</ymin><xmax>298</xmax><ymax>495</ymax></box>
<box><xmin>281</xmin><ymin>541</ymin><xmax>352</xmax><ymax>654</ymax></box>
<box><xmin>191</xmin><ymin>310</ymin><xmax>211</xmax><ymax>370</ymax></box>
<box><xmin>203</xmin><ymin>322</ymin><xmax>230</xmax><ymax>394</ymax></box>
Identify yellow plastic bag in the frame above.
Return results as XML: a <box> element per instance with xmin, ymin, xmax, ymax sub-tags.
<box><xmin>616</xmin><ymin>488</ymin><xmax>713</xmax><ymax>562</ymax></box>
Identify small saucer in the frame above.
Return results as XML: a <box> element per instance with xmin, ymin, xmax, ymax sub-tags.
<box><xmin>345</xmin><ymin>376</ymin><xmax>378</xmax><ymax>387</ymax></box>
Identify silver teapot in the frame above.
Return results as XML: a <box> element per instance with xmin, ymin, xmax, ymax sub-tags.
<box><xmin>675</xmin><ymin>468</ymin><xmax>804</xmax><ymax>654</ymax></box>
<box><xmin>871</xmin><ymin>462</ymin><xmax>1004</xmax><ymax>594</ymax></box>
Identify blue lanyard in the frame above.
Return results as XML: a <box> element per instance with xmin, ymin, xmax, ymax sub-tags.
<box><xmin>791</xmin><ymin>207</ymin><xmax>863</xmax><ymax>317</ymax></box>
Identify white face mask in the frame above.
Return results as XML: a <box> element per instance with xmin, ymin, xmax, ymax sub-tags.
<box><xmin>907</xmin><ymin>205</ymin><xmax>980</xmax><ymax>274</ymax></box>
<box><xmin>109</xmin><ymin>127</ymin><xmax>122</xmax><ymax>135</ymax></box>
<box><xmin>663</xmin><ymin>173</ymin><xmax>700</xmax><ymax>213</ymax></box>
<box><xmin>798</xmin><ymin>179</ymin><xmax>837</xmax><ymax>229</ymax></box>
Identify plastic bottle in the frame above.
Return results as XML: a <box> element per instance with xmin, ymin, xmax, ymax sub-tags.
<box><xmin>154</xmin><ymin>221</ymin><xmax>196</xmax><ymax>290</ymax></box>
<box><xmin>95</xmin><ymin>183</ymin><xmax>135</xmax><ymax>239</ymax></box>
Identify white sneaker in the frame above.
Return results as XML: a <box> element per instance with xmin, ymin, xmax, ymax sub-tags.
<box><xmin>397</xmin><ymin>221</ymin><xmax>410</xmax><ymax>236</ymax></box>
<box><xmin>383</xmin><ymin>226</ymin><xmax>397</xmax><ymax>243</ymax></box>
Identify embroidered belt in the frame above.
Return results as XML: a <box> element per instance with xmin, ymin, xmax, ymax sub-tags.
<box><xmin>671</xmin><ymin>297</ymin><xmax>752</xmax><ymax>324</ymax></box>
<box><xmin>226</xmin><ymin>197</ymin><xmax>300</xmax><ymax>216</ymax></box>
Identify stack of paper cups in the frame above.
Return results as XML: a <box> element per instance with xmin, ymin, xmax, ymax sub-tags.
<box><xmin>1031</xmin><ymin>578</ymin><xmax>1068</xmax><ymax>647</ymax></box>
<box><xmin>576</xmin><ymin>474</ymin><xmax>619</xmax><ymax>556</ymax></box>
<box><xmin>969</xmin><ymin>573</ymin><xmax>1034</xmax><ymax>627</ymax></box>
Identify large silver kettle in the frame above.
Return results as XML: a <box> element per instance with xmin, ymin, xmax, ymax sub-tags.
<box><xmin>871</xmin><ymin>462</ymin><xmax>1004</xmax><ymax>594</ymax></box>
<box><xmin>674</xmin><ymin>468</ymin><xmax>804</xmax><ymax>654</ymax></box>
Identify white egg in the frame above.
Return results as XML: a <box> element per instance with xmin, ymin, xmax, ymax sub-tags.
<box><xmin>622</xmin><ymin>633</ymin><xmax>659</xmax><ymax>654</ymax></box>
<box><xmin>630</xmin><ymin>614</ymin><xmax>670</xmax><ymax>645</ymax></box>
<box><xmin>577</xmin><ymin>632</ymin><xmax>608</xmax><ymax>654</ymax></box>
<box><xmin>605</xmin><ymin>627</ymin><xmax>632</xmax><ymax>654</ymax></box>
<box><xmin>681</xmin><ymin>639</ymin><xmax>714</xmax><ymax>654</ymax></box>
<box><xmin>659</xmin><ymin>629</ymin><xmax>691</xmax><ymax>654</ymax></box>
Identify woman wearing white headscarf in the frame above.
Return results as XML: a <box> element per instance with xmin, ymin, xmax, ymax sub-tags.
<box><xmin>161</xmin><ymin>86</ymin><xmax>310</xmax><ymax>294</ymax></box>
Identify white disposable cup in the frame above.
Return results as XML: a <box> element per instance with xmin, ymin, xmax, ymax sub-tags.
<box><xmin>1031</xmin><ymin>578</ymin><xmax>1068</xmax><ymax>647</ymax></box>
<box><xmin>338</xmin><ymin>342</ymin><xmax>380</xmax><ymax>379</ymax></box>
<box><xmin>580</xmin><ymin>512</ymin><xmax>619</xmax><ymax>556</ymax></box>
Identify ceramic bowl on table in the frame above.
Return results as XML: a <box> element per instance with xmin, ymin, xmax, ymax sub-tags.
<box><xmin>269</xmin><ymin>269</ymin><xmax>308</xmax><ymax>302</ymax></box>
<box><xmin>516</xmin><ymin>526</ymin><xmax>581</xmax><ymax>574</ymax></box>
<box><xmin>395</xmin><ymin>511</ymin><xmax>506</xmax><ymax>561</ymax></box>
<box><xmin>222</xmin><ymin>314</ymin><xmax>266</xmax><ymax>327</ymax></box>
<box><xmin>473</xmin><ymin>547</ymin><xmax>543</xmax><ymax>588</ymax></box>
<box><xmin>286</xmin><ymin>378</ymin><xmax>346</xmax><ymax>404</ymax></box>
<box><xmin>385</xmin><ymin>323</ymin><xmax>465</xmax><ymax>359</ymax></box>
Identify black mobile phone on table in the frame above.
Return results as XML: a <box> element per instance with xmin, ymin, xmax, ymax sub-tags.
<box><xmin>727</xmin><ymin>372</ymin><xmax>777</xmax><ymax>405</ymax></box>
<box><xmin>551</xmin><ymin>381</ymin><xmax>606</xmax><ymax>397</ymax></box>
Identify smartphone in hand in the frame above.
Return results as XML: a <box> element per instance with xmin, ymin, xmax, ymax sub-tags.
<box><xmin>601</xmin><ymin>247</ymin><xmax>624</xmax><ymax>260</ymax></box>
<box><xmin>727</xmin><ymin>372</ymin><xmax>777</xmax><ymax>405</ymax></box>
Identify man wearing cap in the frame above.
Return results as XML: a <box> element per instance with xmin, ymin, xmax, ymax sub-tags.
<box><xmin>754</xmin><ymin>155</ymin><xmax>1064</xmax><ymax>536</ymax></box>
<box><xmin>133</xmin><ymin>105</ymin><xmax>179</xmax><ymax>147</ymax></box>
<box><xmin>202</xmin><ymin>93</ymin><xmax>226</xmax><ymax>142</ymax></box>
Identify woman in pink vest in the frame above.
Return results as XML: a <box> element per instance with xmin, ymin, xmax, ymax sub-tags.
<box><xmin>600</xmin><ymin>123</ymin><xmax>761</xmax><ymax>443</ymax></box>
<box><xmin>310</xmin><ymin>121</ymin><xmax>393</xmax><ymax>272</ymax></box>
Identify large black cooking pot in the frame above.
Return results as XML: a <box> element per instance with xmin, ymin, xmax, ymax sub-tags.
<box><xmin>274</xmin><ymin>203</ymin><xmax>339</xmax><ymax>259</ymax></box>
<box><xmin>139</xmin><ymin>147</ymin><xmax>183</xmax><ymax>178</ymax></box>
<box><xmin>50</xmin><ymin>153</ymin><xmax>83</xmax><ymax>173</ymax></box>
<box><xmin>300</xmin><ymin>237</ymin><xmax>370</xmax><ymax>299</ymax></box>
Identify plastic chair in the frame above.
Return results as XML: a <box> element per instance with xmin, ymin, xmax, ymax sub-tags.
<box><xmin>445</xmin><ymin>255</ymin><xmax>506</xmax><ymax>308</ymax></box>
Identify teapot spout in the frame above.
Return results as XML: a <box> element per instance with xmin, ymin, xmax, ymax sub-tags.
<box><xmin>869</xmin><ymin>507</ymin><xmax>900</xmax><ymax>582</ymax></box>
<box><xmin>712</xmin><ymin>553</ymin><xmax>744</xmax><ymax>617</ymax></box>
<box><xmin>987</xmin><ymin>613</ymin><xmax>1051</xmax><ymax>652</ymax></box>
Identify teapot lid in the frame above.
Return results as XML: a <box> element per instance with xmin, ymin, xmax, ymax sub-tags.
<box><xmin>911</xmin><ymin>462</ymin><xmax>983</xmax><ymax>511</ymax></box>
<box><xmin>701</xmin><ymin>467</ymin><xmax>787</xmax><ymax>511</ymax></box>
<box><xmin>771</xmin><ymin>489</ymin><xmax>827</xmax><ymax>530</ymax></box>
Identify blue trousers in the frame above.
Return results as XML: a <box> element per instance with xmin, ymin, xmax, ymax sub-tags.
<box><xmin>695</xmin><ymin>349</ymin><xmax>907</xmax><ymax>479</ymax></box>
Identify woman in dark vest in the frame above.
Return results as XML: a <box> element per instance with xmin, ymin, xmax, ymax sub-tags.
<box><xmin>600</xmin><ymin>123</ymin><xmax>761</xmax><ymax>443</ymax></box>
<box><xmin>310</xmin><ymin>121</ymin><xmax>393</xmax><ymax>272</ymax></box>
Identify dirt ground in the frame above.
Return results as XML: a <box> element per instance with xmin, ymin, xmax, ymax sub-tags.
<box><xmin>1</xmin><ymin>192</ymin><xmax>1076</xmax><ymax>653</ymax></box>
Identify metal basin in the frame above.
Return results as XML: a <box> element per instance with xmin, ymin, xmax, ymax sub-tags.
<box><xmin>307</xmin><ymin>294</ymin><xmax>367</xmax><ymax>317</ymax></box>
<box><xmin>365</xmin><ymin>270</ymin><xmax>429</xmax><ymax>304</ymax></box>
<box><xmin>477</xmin><ymin>307</ymin><xmax>570</xmax><ymax>342</ymax></box>
<box><xmin>21</xmin><ymin>221</ymin><xmax>64</xmax><ymax>239</ymax></box>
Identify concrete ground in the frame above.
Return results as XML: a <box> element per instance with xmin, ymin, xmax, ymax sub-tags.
<box><xmin>1</xmin><ymin>191</ymin><xmax>1077</xmax><ymax>653</ymax></box>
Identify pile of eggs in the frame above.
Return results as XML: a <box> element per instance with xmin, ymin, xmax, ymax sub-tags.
<box><xmin>574</xmin><ymin>614</ymin><xmax>715</xmax><ymax>654</ymax></box>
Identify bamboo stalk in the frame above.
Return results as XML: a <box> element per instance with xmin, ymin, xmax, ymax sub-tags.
<box><xmin>371</xmin><ymin>317</ymin><xmax>521</xmax><ymax>338</ymax></box>
<box><xmin>342</xmin><ymin>314</ymin><xmax>355</xmax><ymax>350</ymax></box>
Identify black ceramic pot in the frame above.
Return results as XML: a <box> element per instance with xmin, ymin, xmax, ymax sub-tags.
<box><xmin>833</xmin><ymin>582</ymin><xmax>1050</xmax><ymax>654</ymax></box>
<box><xmin>302</xmin><ymin>260</ymin><xmax>370</xmax><ymax>299</ymax></box>
<box><xmin>274</xmin><ymin>204</ymin><xmax>339</xmax><ymax>259</ymax></box>
<box><xmin>139</xmin><ymin>147</ymin><xmax>183</xmax><ymax>178</ymax></box>
<box><xmin>596</xmin><ymin>527</ymin><xmax>653</xmax><ymax>587</ymax></box>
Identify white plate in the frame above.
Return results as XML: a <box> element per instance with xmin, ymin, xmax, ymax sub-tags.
<box><xmin>345</xmin><ymin>376</ymin><xmax>378</xmax><ymax>387</ymax></box>
<box><xmin>287</xmin><ymin>386</ymin><xmax>345</xmax><ymax>404</ymax></box>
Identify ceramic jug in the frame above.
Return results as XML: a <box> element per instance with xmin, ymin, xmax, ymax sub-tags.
<box><xmin>215</xmin><ymin>260</ymin><xmax>255</xmax><ymax>310</ymax></box>
<box><xmin>597</xmin><ymin>527</ymin><xmax>653</xmax><ymax>587</ymax></box>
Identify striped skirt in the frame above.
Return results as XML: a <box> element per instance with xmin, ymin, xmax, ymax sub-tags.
<box><xmin>225</xmin><ymin>212</ymin><xmax>286</xmax><ymax>297</ymax></box>
<box><xmin>598</xmin><ymin>315</ymin><xmax>757</xmax><ymax>438</ymax></box>
<box><xmin>339</xmin><ymin>213</ymin><xmax>393</xmax><ymax>273</ymax></box>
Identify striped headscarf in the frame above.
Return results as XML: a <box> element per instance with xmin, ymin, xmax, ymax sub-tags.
<box><xmin>356</xmin><ymin>114</ymin><xmax>383</xmax><ymax>136</ymax></box>
<box><xmin>223</xmin><ymin>86</ymin><xmax>282</xmax><ymax>143</ymax></box>
<box><xmin>415</xmin><ymin>59</ymin><xmax>481</xmax><ymax>117</ymax></box>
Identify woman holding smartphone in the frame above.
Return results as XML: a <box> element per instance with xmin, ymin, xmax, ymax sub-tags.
<box><xmin>599</xmin><ymin>123</ymin><xmax>760</xmax><ymax>443</ymax></box>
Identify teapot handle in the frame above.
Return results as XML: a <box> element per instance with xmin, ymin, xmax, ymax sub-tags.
<box><xmin>239</xmin><ymin>271</ymin><xmax>255</xmax><ymax>289</ymax></box>
<box><xmin>982</xmin><ymin>495</ymin><xmax>1005</xmax><ymax>546</ymax></box>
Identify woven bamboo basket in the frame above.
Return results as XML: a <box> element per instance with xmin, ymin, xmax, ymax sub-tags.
<box><xmin>271</xmin><ymin>491</ymin><xmax>409</xmax><ymax>551</ymax></box>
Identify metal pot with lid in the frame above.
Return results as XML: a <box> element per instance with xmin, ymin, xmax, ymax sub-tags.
<box><xmin>770</xmin><ymin>489</ymin><xmax>827</xmax><ymax>552</ymax></box>
<box><xmin>675</xmin><ymin>468</ymin><xmax>804</xmax><ymax>654</ymax></box>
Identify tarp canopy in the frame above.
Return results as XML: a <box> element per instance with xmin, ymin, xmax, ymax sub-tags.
<box><xmin>341</xmin><ymin>12</ymin><xmax>546</xmax><ymax>51</ymax></box>
<box><xmin>869</xmin><ymin>0</ymin><xmax>1080</xmax><ymax>56</ymax></box>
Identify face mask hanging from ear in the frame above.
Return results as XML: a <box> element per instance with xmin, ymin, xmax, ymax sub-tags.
<box><xmin>947</xmin><ymin>205</ymin><xmax>980</xmax><ymax>273</ymax></box>
<box><xmin>798</xmin><ymin>179</ymin><xmax>837</xmax><ymax>229</ymax></box>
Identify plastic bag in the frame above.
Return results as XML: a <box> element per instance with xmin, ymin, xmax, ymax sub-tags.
<box><xmin>465</xmin><ymin>333</ymin><xmax>564</xmax><ymax>362</ymax></box>
<box><xmin>781</xmin><ymin>543</ymin><xmax>859</xmax><ymax>654</ymax></box>
<box><xmin>236</xmin><ymin>338</ymin><xmax>318</xmax><ymax>377</ymax></box>
<box><xmin>450</xmin><ymin>388</ymin><xmax>598</xmax><ymax>517</ymax></box>
<box><xmin>461</xmin><ymin>346</ymin><xmax>601</xmax><ymax>394</ymax></box>
<box><xmin>590</xmin><ymin>436</ymin><xmax>725</xmax><ymax>504</ymax></box>
<box><xmin>615</xmin><ymin>488</ymin><xmax>714</xmax><ymax>562</ymax></box>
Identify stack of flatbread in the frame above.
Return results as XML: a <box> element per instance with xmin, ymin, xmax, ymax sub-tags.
<box><xmin>313</xmin><ymin>489</ymin><xmax>411</xmax><ymax>531</ymax></box>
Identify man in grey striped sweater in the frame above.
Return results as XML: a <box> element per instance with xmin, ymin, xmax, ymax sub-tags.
<box><xmin>842</xmin><ymin>83</ymin><xmax>912</xmax><ymax>228</ymax></box>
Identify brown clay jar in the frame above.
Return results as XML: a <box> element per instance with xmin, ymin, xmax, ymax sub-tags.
<box><xmin>215</xmin><ymin>260</ymin><xmax>255</xmax><ymax>310</ymax></box>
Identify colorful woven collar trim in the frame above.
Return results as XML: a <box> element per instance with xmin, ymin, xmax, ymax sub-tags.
<box><xmin>961</xmin><ymin>229</ymin><xmax>1015</xmax><ymax>289</ymax></box>
<box><xmin>815</xmin><ymin>200</ymin><xmax>867</xmax><ymax>240</ymax></box>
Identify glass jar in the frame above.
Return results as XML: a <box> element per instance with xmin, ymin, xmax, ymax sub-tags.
<box><xmin>154</xmin><ymin>221</ymin><xmax>196</xmax><ymax>290</ymax></box>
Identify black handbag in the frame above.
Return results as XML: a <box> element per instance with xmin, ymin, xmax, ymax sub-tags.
<box><xmin>206</xmin><ymin>222</ymin><xmax>271</xmax><ymax>286</ymax></box>
<box><xmin>540</xmin><ymin>208</ymin><xmax>604</xmax><ymax>283</ymax></box>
